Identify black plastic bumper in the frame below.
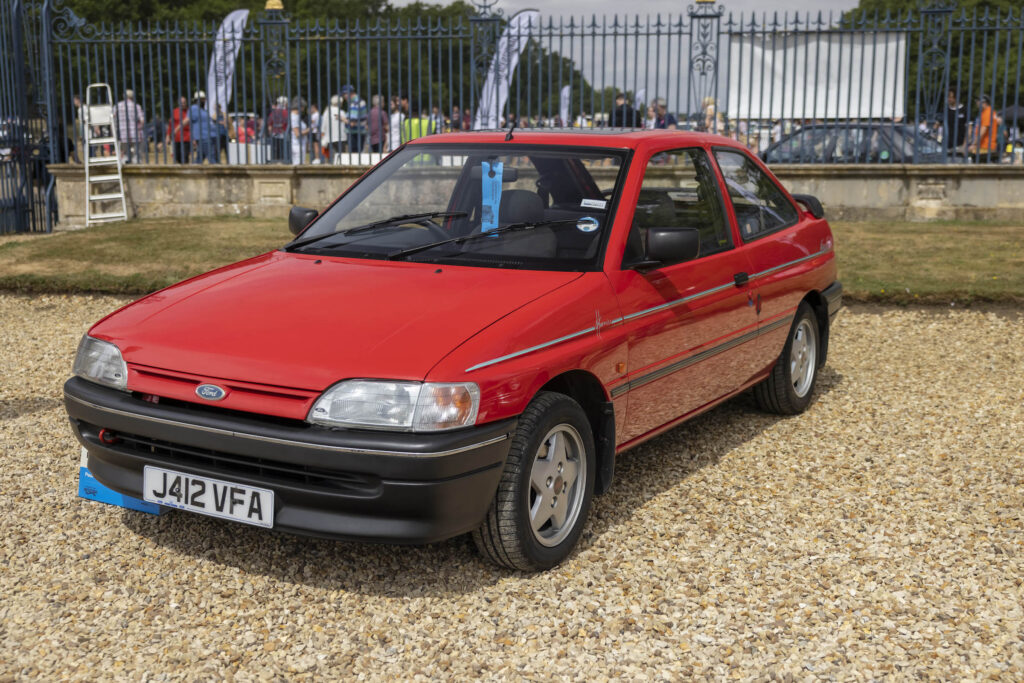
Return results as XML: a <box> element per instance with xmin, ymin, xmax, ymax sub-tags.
<box><xmin>64</xmin><ymin>377</ymin><xmax>516</xmax><ymax>544</ymax></box>
<box><xmin>823</xmin><ymin>281</ymin><xmax>843</xmax><ymax>320</ymax></box>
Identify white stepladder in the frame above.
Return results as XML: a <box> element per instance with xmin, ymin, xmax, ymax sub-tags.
<box><xmin>83</xmin><ymin>83</ymin><xmax>128</xmax><ymax>226</ymax></box>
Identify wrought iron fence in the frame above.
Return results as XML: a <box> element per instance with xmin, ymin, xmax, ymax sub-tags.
<box><xmin>2</xmin><ymin>0</ymin><xmax>1023</xmax><ymax>233</ymax></box>
<box><xmin>2</xmin><ymin>0</ymin><xmax>55</xmax><ymax>233</ymax></box>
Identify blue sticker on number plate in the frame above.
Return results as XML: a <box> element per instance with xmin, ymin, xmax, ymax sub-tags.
<box><xmin>480</xmin><ymin>161</ymin><xmax>503</xmax><ymax>232</ymax></box>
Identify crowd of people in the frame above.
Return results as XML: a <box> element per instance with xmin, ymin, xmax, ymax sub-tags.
<box><xmin>68</xmin><ymin>87</ymin><xmax>1019</xmax><ymax>166</ymax></box>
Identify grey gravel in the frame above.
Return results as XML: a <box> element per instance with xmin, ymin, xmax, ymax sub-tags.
<box><xmin>1</xmin><ymin>293</ymin><xmax>1022</xmax><ymax>680</ymax></box>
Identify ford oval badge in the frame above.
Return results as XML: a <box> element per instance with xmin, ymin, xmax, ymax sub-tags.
<box><xmin>196</xmin><ymin>384</ymin><xmax>227</xmax><ymax>401</ymax></box>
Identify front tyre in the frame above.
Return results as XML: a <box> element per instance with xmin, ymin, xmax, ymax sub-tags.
<box><xmin>754</xmin><ymin>301</ymin><xmax>820</xmax><ymax>415</ymax></box>
<box><xmin>472</xmin><ymin>391</ymin><xmax>596</xmax><ymax>571</ymax></box>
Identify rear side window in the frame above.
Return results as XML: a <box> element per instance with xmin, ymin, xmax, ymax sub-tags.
<box><xmin>715</xmin><ymin>149</ymin><xmax>798</xmax><ymax>240</ymax></box>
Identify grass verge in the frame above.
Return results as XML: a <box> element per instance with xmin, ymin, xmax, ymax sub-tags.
<box><xmin>0</xmin><ymin>217</ymin><xmax>285</xmax><ymax>294</ymax></box>
<box><xmin>835</xmin><ymin>220</ymin><xmax>1024</xmax><ymax>304</ymax></box>
<box><xmin>1</xmin><ymin>217</ymin><xmax>1022</xmax><ymax>303</ymax></box>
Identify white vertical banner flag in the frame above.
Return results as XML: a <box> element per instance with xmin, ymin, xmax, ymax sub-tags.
<box><xmin>634</xmin><ymin>89</ymin><xmax>646</xmax><ymax>112</ymax></box>
<box><xmin>727</xmin><ymin>32</ymin><xmax>907</xmax><ymax>120</ymax></box>
<box><xmin>207</xmin><ymin>9</ymin><xmax>250</xmax><ymax>116</ymax></box>
<box><xmin>473</xmin><ymin>10</ymin><xmax>541</xmax><ymax>130</ymax></box>
<box><xmin>559</xmin><ymin>85</ymin><xmax>570</xmax><ymax>127</ymax></box>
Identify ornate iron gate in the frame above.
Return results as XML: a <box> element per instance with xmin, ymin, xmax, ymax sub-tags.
<box><xmin>1</xmin><ymin>0</ymin><xmax>56</xmax><ymax>234</ymax></box>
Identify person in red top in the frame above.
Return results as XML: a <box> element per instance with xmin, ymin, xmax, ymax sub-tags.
<box><xmin>236</xmin><ymin>116</ymin><xmax>256</xmax><ymax>143</ymax></box>
<box><xmin>167</xmin><ymin>95</ymin><xmax>191</xmax><ymax>164</ymax></box>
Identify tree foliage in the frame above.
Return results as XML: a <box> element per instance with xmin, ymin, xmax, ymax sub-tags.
<box><xmin>53</xmin><ymin>0</ymin><xmax>609</xmax><ymax>122</ymax></box>
<box><xmin>62</xmin><ymin>0</ymin><xmax>390</xmax><ymax>23</ymax></box>
<box><xmin>847</xmin><ymin>0</ymin><xmax>1024</xmax><ymax>117</ymax></box>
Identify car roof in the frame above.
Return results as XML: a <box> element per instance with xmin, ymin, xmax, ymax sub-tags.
<box><xmin>406</xmin><ymin>128</ymin><xmax>743</xmax><ymax>150</ymax></box>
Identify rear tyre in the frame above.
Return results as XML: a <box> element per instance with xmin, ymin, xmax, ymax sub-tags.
<box><xmin>472</xmin><ymin>391</ymin><xmax>596</xmax><ymax>571</ymax></box>
<box><xmin>754</xmin><ymin>302</ymin><xmax>820</xmax><ymax>415</ymax></box>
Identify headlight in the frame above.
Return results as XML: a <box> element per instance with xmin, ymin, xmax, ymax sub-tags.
<box><xmin>73</xmin><ymin>335</ymin><xmax>128</xmax><ymax>391</ymax></box>
<box><xmin>308</xmin><ymin>380</ymin><xmax>480</xmax><ymax>432</ymax></box>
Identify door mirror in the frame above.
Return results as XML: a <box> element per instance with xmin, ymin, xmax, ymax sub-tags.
<box><xmin>640</xmin><ymin>227</ymin><xmax>700</xmax><ymax>269</ymax></box>
<box><xmin>289</xmin><ymin>206</ymin><xmax>318</xmax><ymax>236</ymax></box>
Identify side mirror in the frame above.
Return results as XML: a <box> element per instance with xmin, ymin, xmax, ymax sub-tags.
<box><xmin>289</xmin><ymin>206</ymin><xmax>318</xmax><ymax>236</ymax></box>
<box><xmin>635</xmin><ymin>227</ymin><xmax>700</xmax><ymax>270</ymax></box>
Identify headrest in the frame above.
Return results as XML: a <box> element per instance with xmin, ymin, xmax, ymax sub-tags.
<box><xmin>499</xmin><ymin>190</ymin><xmax>544</xmax><ymax>225</ymax></box>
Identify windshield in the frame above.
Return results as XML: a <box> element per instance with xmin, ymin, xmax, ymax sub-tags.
<box><xmin>288</xmin><ymin>143</ymin><xmax>629</xmax><ymax>270</ymax></box>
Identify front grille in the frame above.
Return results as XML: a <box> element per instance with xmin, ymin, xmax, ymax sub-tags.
<box><xmin>108</xmin><ymin>429</ymin><xmax>380</xmax><ymax>497</ymax></box>
<box><xmin>132</xmin><ymin>394</ymin><xmax>309</xmax><ymax>429</ymax></box>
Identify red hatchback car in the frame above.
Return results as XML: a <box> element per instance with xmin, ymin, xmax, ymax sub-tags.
<box><xmin>65</xmin><ymin>130</ymin><xmax>840</xmax><ymax>570</ymax></box>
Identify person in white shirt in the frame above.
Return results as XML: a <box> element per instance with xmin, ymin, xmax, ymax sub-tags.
<box><xmin>290</xmin><ymin>97</ymin><xmax>308</xmax><ymax>165</ymax></box>
<box><xmin>388</xmin><ymin>96</ymin><xmax>405</xmax><ymax>151</ymax></box>
<box><xmin>308</xmin><ymin>103</ymin><xmax>321</xmax><ymax>164</ymax></box>
<box><xmin>321</xmin><ymin>95</ymin><xmax>348</xmax><ymax>163</ymax></box>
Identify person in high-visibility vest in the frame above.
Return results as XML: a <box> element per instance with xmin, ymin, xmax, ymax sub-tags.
<box><xmin>401</xmin><ymin>107</ymin><xmax>434</xmax><ymax>163</ymax></box>
<box><xmin>401</xmin><ymin>107</ymin><xmax>430</xmax><ymax>143</ymax></box>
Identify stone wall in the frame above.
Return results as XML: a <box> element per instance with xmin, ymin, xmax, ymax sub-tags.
<box><xmin>49</xmin><ymin>162</ymin><xmax>1024</xmax><ymax>230</ymax></box>
<box><xmin>773</xmin><ymin>165</ymin><xmax>1024</xmax><ymax>222</ymax></box>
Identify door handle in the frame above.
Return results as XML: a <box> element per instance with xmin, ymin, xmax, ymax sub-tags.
<box><xmin>733</xmin><ymin>272</ymin><xmax>749</xmax><ymax>287</ymax></box>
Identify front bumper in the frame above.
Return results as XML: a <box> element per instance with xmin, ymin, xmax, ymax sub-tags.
<box><xmin>64</xmin><ymin>377</ymin><xmax>515</xmax><ymax>544</ymax></box>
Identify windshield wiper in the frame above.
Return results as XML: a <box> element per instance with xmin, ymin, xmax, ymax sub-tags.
<box><xmin>285</xmin><ymin>211</ymin><xmax>467</xmax><ymax>251</ymax></box>
<box><xmin>344</xmin><ymin>211</ymin><xmax>468</xmax><ymax>235</ymax></box>
<box><xmin>386</xmin><ymin>218</ymin><xmax>579</xmax><ymax>261</ymax></box>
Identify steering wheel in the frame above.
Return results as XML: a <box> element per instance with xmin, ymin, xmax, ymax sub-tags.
<box><xmin>396</xmin><ymin>219</ymin><xmax>449</xmax><ymax>241</ymax></box>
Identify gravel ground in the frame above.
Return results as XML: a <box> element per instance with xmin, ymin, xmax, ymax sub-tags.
<box><xmin>1</xmin><ymin>294</ymin><xmax>1022</xmax><ymax>681</ymax></box>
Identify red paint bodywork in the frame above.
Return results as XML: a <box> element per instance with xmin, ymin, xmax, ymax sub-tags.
<box><xmin>88</xmin><ymin>130</ymin><xmax>837</xmax><ymax>452</ymax></box>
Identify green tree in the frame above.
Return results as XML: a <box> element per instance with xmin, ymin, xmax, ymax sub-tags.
<box><xmin>846</xmin><ymin>0</ymin><xmax>1024</xmax><ymax>118</ymax></box>
<box><xmin>50</xmin><ymin>0</ymin><xmax>622</xmax><ymax>129</ymax></box>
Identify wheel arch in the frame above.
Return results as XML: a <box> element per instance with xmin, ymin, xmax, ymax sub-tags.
<box><xmin>801</xmin><ymin>290</ymin><xmax>830</xmax><ymax>367</ymax></box>
<box><xmin>538</xmin><ymin>370</ymin><xmax>616</xmax><ymax>495</ymax></box>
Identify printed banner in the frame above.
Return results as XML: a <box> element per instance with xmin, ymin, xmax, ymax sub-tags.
<box><xmin>559</xmin><ymin>85</ymin><xmax>570</xmax><ymax>127</ymax></box>
<box><xmin>207</xmin><ymin>9</ymin><xmax>250</xmax><ymax>116</ymax></box>
<box><xmin>727</xmin><ymin>32</ymin><xmax>907</xmax><ymax>120</ymax></box>
<box><xmin>473</xmin><ymin>10</ymin><xmax>541</xmax><ymax>130</ymax></box>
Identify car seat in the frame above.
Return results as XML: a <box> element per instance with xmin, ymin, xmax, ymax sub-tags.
<box><xmin>464</xmin><ymin>189</ymin><xmax>557</xmax><ymax>258</ymax></box>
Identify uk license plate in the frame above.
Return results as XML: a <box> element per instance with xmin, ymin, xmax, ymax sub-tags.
<box><xmin>142</xmin><ymin>466</ymin><xmax>274</xmax><ymax>528</ymax></box>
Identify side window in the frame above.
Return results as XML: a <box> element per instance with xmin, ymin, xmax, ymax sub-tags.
<box><xmin>622</xmin><ymin>148</ymin><xmax>732</xmax><ymax>266</ymax></box>
<box><xmin>714</xmin><ymin>149</ymin><xmax>798</xmax><ymax>240</ymax></box>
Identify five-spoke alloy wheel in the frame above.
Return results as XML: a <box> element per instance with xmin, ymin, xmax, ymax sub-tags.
<box><xmin>473</xmin><ymin>391</ymin><xmax>596</xmax><ymax>571</ymax></box>
<box><xmin>528</xmin><ymin>424</ymin><xmax>588</xmax><ymax>548</ymax></box>
<box><xmin>754</xmin><ymin>301</ymin><xmax>821</xmax><ymax>415</ymax></box>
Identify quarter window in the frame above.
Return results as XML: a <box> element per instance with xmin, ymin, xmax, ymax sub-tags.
<box><xmin>714</xmin><ymin>149</ymin><xmax>798</xmax><ymax>240</ymax></box>
<box><xmin>623</xmin><ymin>148</ymin><xmax>732</xmax><ymax>266</ymax></box>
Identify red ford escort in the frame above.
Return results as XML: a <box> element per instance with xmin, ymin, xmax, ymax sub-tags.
<box><xmin>65</xmin><ymin>130</ymin><xmax>841</xmax><ymax>570</ymax></box>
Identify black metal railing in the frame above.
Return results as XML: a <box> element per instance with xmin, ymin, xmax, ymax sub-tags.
<box><xmin>2</xmin><ymin>0</ymin><xmax>1023</xmax><ymax>233</ymax></box>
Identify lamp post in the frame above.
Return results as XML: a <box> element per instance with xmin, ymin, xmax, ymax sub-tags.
<box><xmin>259</xmin><ymin>0</ymin><xmax>289</xmax><ymax>109</ymax></box>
